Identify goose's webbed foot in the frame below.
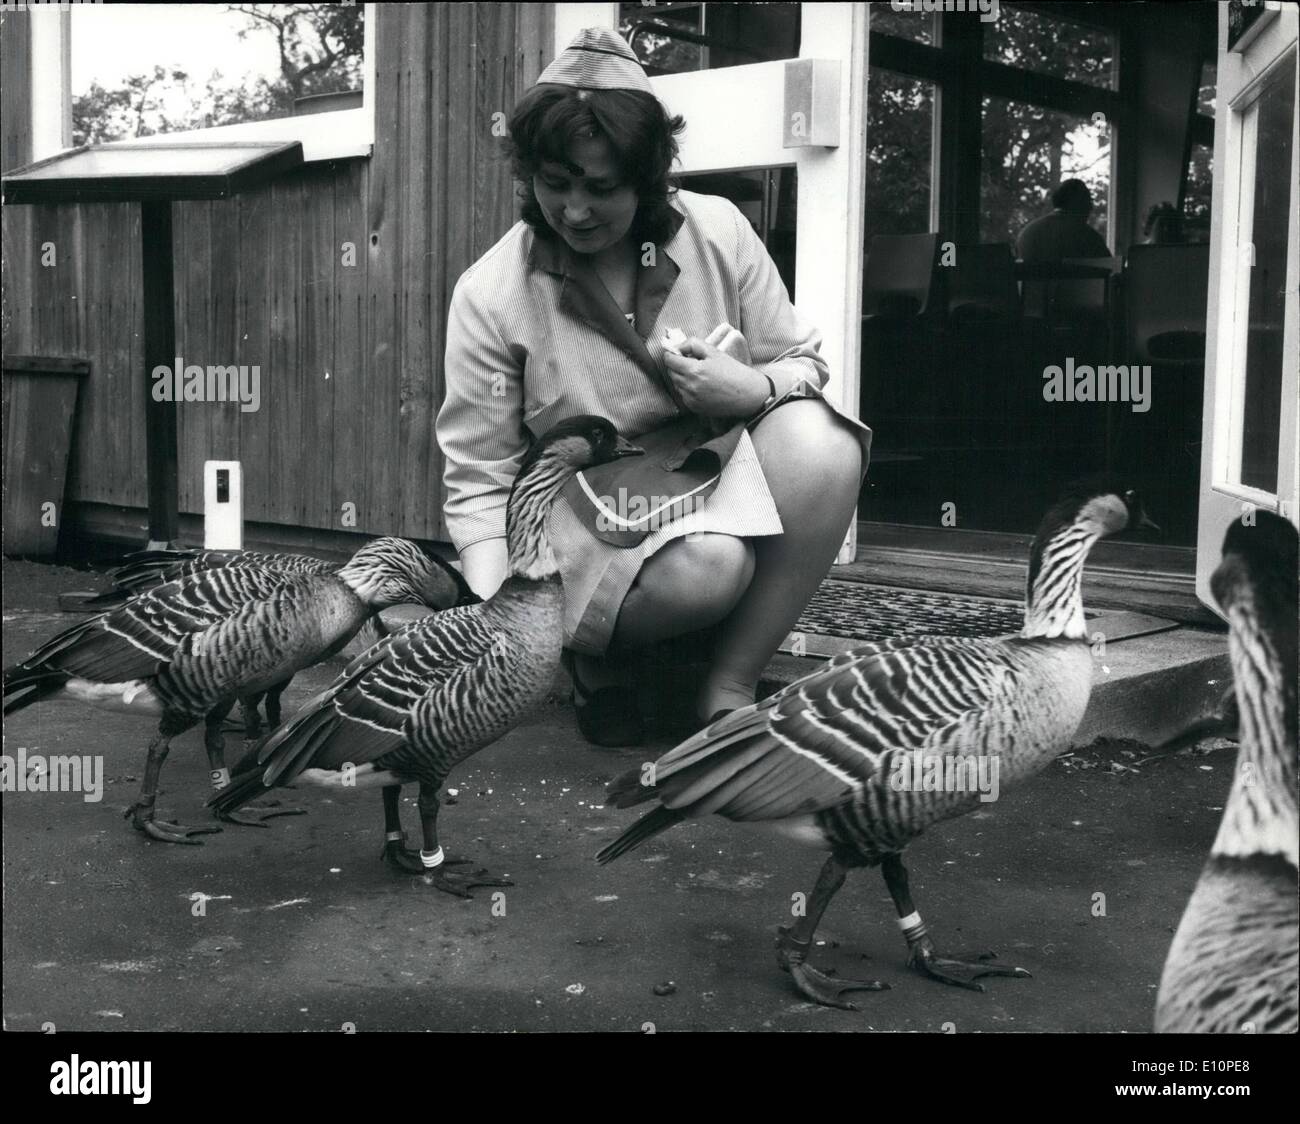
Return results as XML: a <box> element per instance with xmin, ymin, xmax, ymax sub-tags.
<box><xmin>126</xmin><ymin>798</ymin><xmax>222</xmax><ymax>845</ymax></box>
<box><xmin>907</xmin><ymin>936</ymin><xmax>1032</xmax><ymax>991</ymax></box>
<box><xmin>215</xmin><ymin>800</ymin><xmax>307</xmax><ymax>827</ymax></box>
<box><xmin>776</xmin><ymin>926</ymin><xmax>889</xmax><ymax>1010</ymax></box>
<box><xmin>420</xmin><ymin>861</ymin><xmax>514</xmax><ymax>899</ymax></box>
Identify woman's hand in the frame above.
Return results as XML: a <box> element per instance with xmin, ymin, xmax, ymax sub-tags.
<box><xmin>459</xmin><ymin>537</ymin><xmax>509</xmax><ymax>599</ymax></box>
<box><xmin>662</xmin><ymin>337</ymin><xmax>770</xmax><ymax>418</ymax></box>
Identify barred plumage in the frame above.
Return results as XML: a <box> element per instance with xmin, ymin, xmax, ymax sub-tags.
<box><xmin>79</xmin><ymin>543</ymin><xmax>476</xmax><ymax>736</ymax></box>
<box><xmin>598</xmin><ymin>479</ymin><xmax>1156</xmax><ymax>1007</ymax></box>
<box><xmin>209</xmin><ymin>416</ymin><xmax>642</xmax><ymax>896</ymax></box>
<box><xmin>82</xmin><ymin>547</ymin><xmax>342</xmax><ymax>610</ymax></box>
<box><xmin>1156</xmin><ymin>511</ymin><xmax>1298</xmax><ymax>1033</ymax></box>
<box><xmin>3</xmin><ymin>536</ymin><xmax>471</xmax><ymax>844</ymax></box>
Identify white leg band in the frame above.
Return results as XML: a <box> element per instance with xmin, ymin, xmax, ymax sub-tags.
<box><xmin>210</xmin><ymin>768</ymin><xmax>231</xmax><ymax>789</ymax></box>
<box><xmin>897</xmin><ymin>911</ymin><xmax>923</xmax><ymax>931</ymax></box>
<box><xmin>420</xmin><ymin>847</ymin><xmax>445</xmax><ymax>869</ymax></box>
<box><xmin>385</xmin><ymin>831</ymin><xmax>404</xmax><ymax>843</ymax></box>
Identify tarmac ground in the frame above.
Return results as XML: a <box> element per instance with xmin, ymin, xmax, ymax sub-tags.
<box><xmin>2</xmin><ymin>559</ymin><xmax>1234</xmax><ymax>1032</ymax></box>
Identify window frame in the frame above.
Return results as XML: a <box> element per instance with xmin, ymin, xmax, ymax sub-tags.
<box><xmin>23</xmin><ymin>2</ymin><xmax>375</xmax><ymax>167</ymax></box>
<box><xmin>868</xmin><ymin>0</ymin><xmax>1122</xmax><ymax>247</ymax></box>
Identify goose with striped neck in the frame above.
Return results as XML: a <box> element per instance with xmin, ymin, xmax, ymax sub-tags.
<box><xmin>3</xmin><ymin>537</ymin><xmax>465</xmax><ymax>843</ymax></box>
<box><xmin>1155</xmin><ymin>511</ymin><xmax>1297</xmax><ymax>1033</ymax></box>
<box><xmin>209</xmin><ymin>417</ymin><xmax>642</xmax><ymax>896</ymax></box>
<box><xmin>597</xmin><ymin>479</ymin><xmax>1156</xmax><ymax>1008</ymax></box>
<box><xmin>83</xmin><ymin>545</ymin><xmax>478</xmax><ymax>740</ymax></box>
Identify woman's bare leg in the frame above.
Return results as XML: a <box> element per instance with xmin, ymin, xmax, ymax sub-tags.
<box><xmin>588</xmin><ymin>399</ymin><xmax>862</xmax><ymax>715</ymax></box>
<box><xmin>613</xmin><ymin>533</ymin><xmax>755</xmax><ymax>648</ymax></box>
<box><xmin>698</xmin><ymin>399</ymin><xmax>861</xmax><ymax>719</ymax></box>
<box><xmin>575</xmin><ymin>533</ymin><xmax>754</xmax><ymax>689</ymax></box>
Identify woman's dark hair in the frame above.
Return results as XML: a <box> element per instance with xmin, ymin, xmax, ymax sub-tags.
<box><xmin>505</xmin><ymin>84</ymin><xmax>686</xmax><ymax>245</ymax></box>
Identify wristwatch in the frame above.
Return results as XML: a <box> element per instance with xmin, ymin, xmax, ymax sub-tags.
<box><xmin>757</xmin><ymin>372</ymin><xmax>778</xmax><ymax>414</ymax></box>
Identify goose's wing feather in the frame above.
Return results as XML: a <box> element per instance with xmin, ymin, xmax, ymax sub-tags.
<box><xmin>254</xmin><ymin>605</ymin><xmax>499</xmax><ymax>781</ymax></box>
<box><xmin>616</xmin><ymin>635</ymin><xmax>1022</xmax><ymax>823</ymax></box>
<box><xmin>163</xmin><ymin>577</ymin><xmax>363</xmax><ymax>696</ymax></box>
<box><xmin>17</xmin><ymin>565</ymin><xmax>308</xmax><ymax>684</ymax></box>
<box><xmin>111</xmin><ymin>548</ymin><xmax>336</xmax><ymax>596</ymax></box>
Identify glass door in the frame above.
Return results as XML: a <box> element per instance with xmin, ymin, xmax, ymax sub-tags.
<box><xmin>1197</xmin><ymin>4</ymin><xmax>1299</xmax><ymax>608</ymax></box>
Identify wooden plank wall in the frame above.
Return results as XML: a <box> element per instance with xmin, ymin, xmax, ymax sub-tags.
<box><xmin>0</xmin><ymin>3</ymin><xmax>554</xmax><ymax>543</ymax></box>
<box><xmin>0</xmin><ymin>7</ymin><xmax>31</xmax><ymax>171</ymax></box>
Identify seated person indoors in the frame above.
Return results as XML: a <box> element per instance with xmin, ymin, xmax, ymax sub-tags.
<box><xmin>1016</xmin><ymin>178</ymin><xmax>1112</xmax><ymax>321</ymax></box>
<box><xmin>1016</xmin><ymin>178</ymin><xmax>1112</xmax><ymax>262</ymax></box>
<box><xmin>435</xmin><ymin>29</ymin><xmax>871</xmax><ymax>749</ymax></box>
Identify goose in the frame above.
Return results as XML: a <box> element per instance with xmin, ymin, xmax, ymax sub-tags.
<box><xmin>4</xmin><ymin>537</ymin><xmax>461</xmax><ymax>843</ymax></box>
<box><xmin>596</xmin><ymin>479</ymin><xmax>1157</xmax><ymax>1008</ymax></box>
<box><xmin>208</xmin><ymin>416</ymin><xmax>643</xmax><ymax>896</ymax></box>
<box><xmin>83</xmin><ymin>547</ymin><xmax>346</xmax><ymax>610</ymax></box>
<box><xmin>1155</xmin><ymin>511</ymin><xmax>1297</xmax><ymax>1034</ymax></box>
<box><xmin>81</xmin><ymin>546</ymin><xmax>478</xmax><ymax>735</ymax></box>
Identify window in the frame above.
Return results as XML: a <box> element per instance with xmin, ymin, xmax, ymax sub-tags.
<box><xmin>20</xmin><ymin>3</ymin><xmax>373</xmax><ymax>165</ymax></box>
<box><xmin>1197</xmin><ymin>58</ymin><xmax>1216</xmax><ymax>117</ymax></box>
<box><xmin>70</xmin><ymin>3</ymin><xmax>364</xmax><ymax>146</ymax></box>
<box><xmin>983</xmin><ymin>3</ymin><xmax>1117</xmax><ymax>90</ymax></box>
<box><xmin>619</xmin><ymin>2</ymin><xmax>799</xmax><ymax>76</ymax></box>
<box><xmin>680</xmin><ymin>168</ymin><xmax>797</xmax><ymax>298</ymax></box>
<box><xmin>1234</xmin><ymin>58</ymin><xmax>1296</xmax><ymax>493</ymax></box>
<box><xmin>864</xmin><ymin>71</ymin><xmax>935</xmax><ymax>243</ymax></box>
<box><xmin>1184</xmin><ymin>141</ymin><xmax>1213</xmax><ymax>243</ymax></box>
<box><xmin>980</xmin><ymin>96</ymin><xmax>1111</xmax><ymax>246</ymax></box>
<box><xmin>867</xmin><ymin>2</ymin><xmax>936</xmax><ymax>46</ymax></box>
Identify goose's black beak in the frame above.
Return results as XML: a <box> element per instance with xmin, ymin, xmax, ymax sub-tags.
<box><xmin>613</xmin><ymin>436</ymin><xmax>644</xmax><ymax>458</ymax></box>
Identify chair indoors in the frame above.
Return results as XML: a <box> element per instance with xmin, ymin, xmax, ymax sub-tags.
<box><xmin>862</xmin><ymin>232</ymin><xmax>941</xmax><ymax>321</ymax></box>
<box><xmin>860</xmin><ymin>232</ymin><xmax>942</xmax><ymax>431</ymax></box>
<box><xmin>859</xmin><ymin>233</ymin><xmax>943</xmax><ymax>522</ymax></box>
<box><xmin>946</xmin><ymin>242</ymin><xmax>1021</xmax><ymax>322</ymax></box>
<box><xmin>942</xmin><ymin>243</ymin><xmax>1023</xmax><ymax>450</ymax></box>
<box><xmin>1123</xmin><ymin>243</ymin><xmax>1210</xmax><ymax>366</ymax></box>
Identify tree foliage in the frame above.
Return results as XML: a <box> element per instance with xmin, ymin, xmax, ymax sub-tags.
<box><xmin>868</xmin><ymin>5</ymin><xmax>1114</xmax><ymax>246</ymax></box>
<box><xmin>618</xmin><ymin>4</ymin><xmax>1121</xmax><ymax>248</ymax></box>
<box><xmin>72</xmin><ymin>3</ymin><xmax>362</xmax><ymax>146</ymax></box>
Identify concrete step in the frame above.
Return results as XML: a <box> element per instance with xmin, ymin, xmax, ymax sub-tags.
<box><xmin>762</xmin><ymin>626</ymin><xmax>1230</xmax><ymax>749</ymax></box>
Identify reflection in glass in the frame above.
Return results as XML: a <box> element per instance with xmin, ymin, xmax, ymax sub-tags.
<box><xmin>983</xmin><ymin>3</ymin><xmax>1116</xmax><ymax>90</ymax></box>
<box><xmin>864</xmin><ymin>70</ymin><xmax>935</xmax><ymax>243</ymax></box>
<box><xmin>867</xmin><ymin>2</ymin><xmax>935</xmax><ymax>45</ymax></box>
<box><xmin>1198</xmin><ymin>59</ymin><xmax>1217</xmax><ymax>117</ymax></box>
<box><xmin>680</xmin><ymin>168</ymin><xmax>797</xmax><ymax>299</ymax></box>
<box><xmin>619</xmin><ymin>3</ymin><xmax>799</xmax><ymax>75</ymax></box>
<box><xmin>1237</xmin><ymin>61</ymin><xmax>1296</xmax><ymax>492</ymax></box>
<box><xmin>980</xmin><ymin>95</ymin><xmax>1110</xmax><ymax>245</ymax></box>
<box><xmin>1184</xmin><ymin>142</ymin><xmax>1213</xmax><ymax>243</ymax></box>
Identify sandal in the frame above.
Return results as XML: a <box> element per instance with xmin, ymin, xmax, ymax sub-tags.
<box><xmin>561</xmin><ymin>649</ymin><xmax>646</xmax><ymax>748</ymax></box>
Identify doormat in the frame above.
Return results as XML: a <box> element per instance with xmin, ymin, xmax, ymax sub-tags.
<box><xmin>783</xmin><ymin>579</ymin><xmax>1176</xmax><ymax>659</ymax></box>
